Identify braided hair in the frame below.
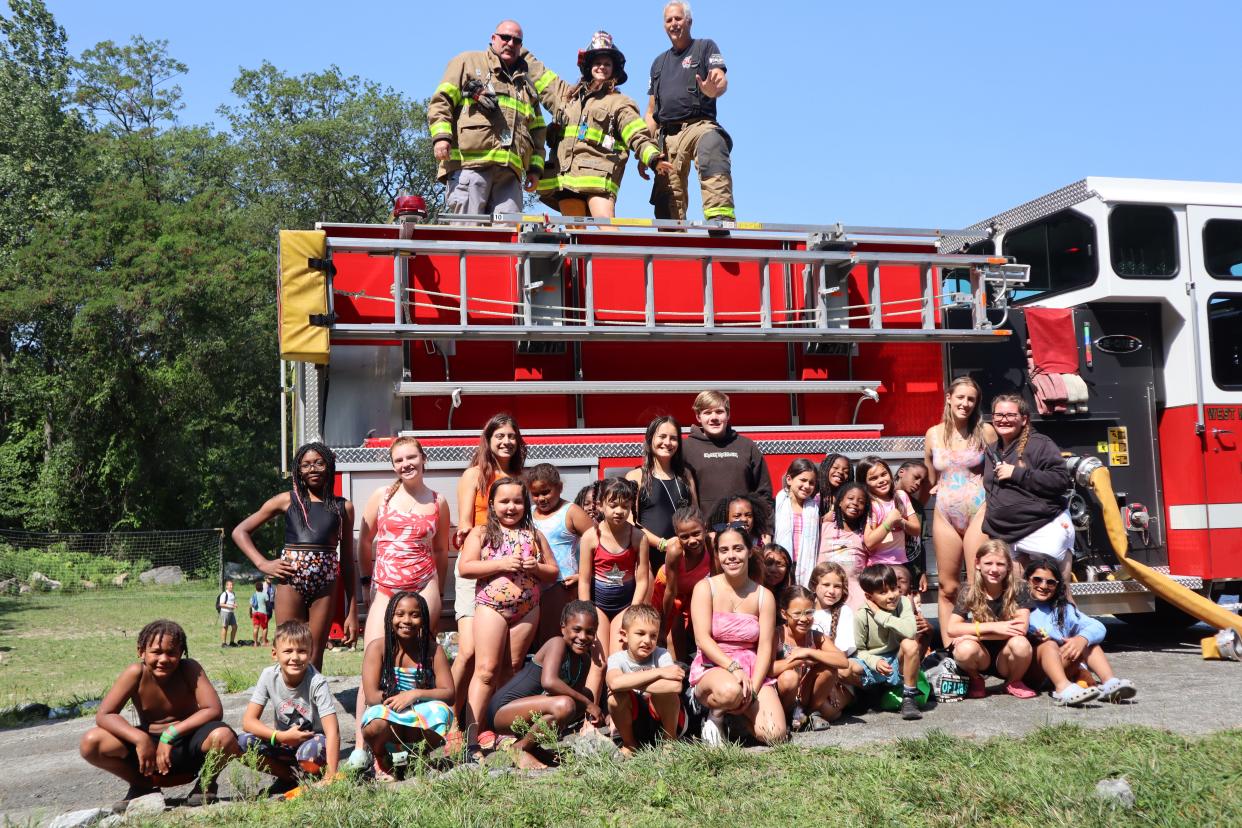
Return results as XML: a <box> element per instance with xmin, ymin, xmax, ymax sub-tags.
<box><xmin>830</xmin><ymin>482</ymin><xmax>870</xmax><ymax>533</ymax></box>
<box><xmin>137</xmin><ymin>619</ymin><xmax>188</xmax><ymax>657</ymax></box>
<box><xmin>291</xmin><ymin>442</ymin><xmax>341</xmax><ymax>533</ymax></box>
<box><xmin>378</xmin><ymin>591</ymin><xmax>434</xmax><ymax>696</ymax></box>
<box><xmin>991</xmin><ymin>393</ymin><xmax>1032</xmax><ymax>464</ymax></box>
<box><xmin>809</xmin><ymin>562</ymin><xmax>849</xmax><ymax>643</ymax></box>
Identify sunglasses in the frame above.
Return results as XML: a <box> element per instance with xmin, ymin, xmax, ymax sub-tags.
<box><xmin>1029</xmin><ymin>576</ymin><xmax>1060</xmax><ymax>588</ymax></box>
<box><xmin>784</xmin><ymin>610</ymin><xmax>815</xmax><ymax>620</ymax></box>
<box><xmin>493</xmin><ymin>32</ymin><xmax>523</xmax><ymax>44</ymax></box>
<box><xmin>712</xmin><ymin>520</ymin><xmax>749</xmax><ymax>533</ymax></box>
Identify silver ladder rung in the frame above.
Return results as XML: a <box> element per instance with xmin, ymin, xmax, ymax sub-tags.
<box><xmin>395</xmin><ymin>380</ymin><xmax>882</xmax><ymax>397</ymax></box>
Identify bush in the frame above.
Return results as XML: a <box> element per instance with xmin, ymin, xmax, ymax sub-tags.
<box><xmin>0</xmin><ymin>543</ymin><xmax>151</xmax><ymax>592</ymax></box>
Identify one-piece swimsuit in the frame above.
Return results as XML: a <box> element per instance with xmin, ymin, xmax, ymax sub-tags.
<box><xmin>933</xmin><ymin>442</ymin><xmax>986</xmax><ymax>533</ymax></box>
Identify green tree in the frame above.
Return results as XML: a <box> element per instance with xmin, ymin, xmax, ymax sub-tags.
<box><xmin>221</xmin><ymin>62</ymin><xmax>440</xmax><ymax>229</ymax></box>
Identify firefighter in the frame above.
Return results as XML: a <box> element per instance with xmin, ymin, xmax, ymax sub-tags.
<box><xmin>525</xmin><ymin>32</ymin><xmax>673</xmax><ymax>220</ymax></box>
<box><xmin>644</xmin><ymin>1</ymin><xmax>735</xmax><ymax>222</ymax></box>
<box><xmin>428</xmin><ymin>20</ymin><xmax>546</xmax><ymax>216</ymax></box>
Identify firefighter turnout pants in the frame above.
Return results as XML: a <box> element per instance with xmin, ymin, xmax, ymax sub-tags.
<box><xmin>445</xmin><ymin>166</ymin><xmax>524</xmax><ymax>217</ymax></box>
<box><xmin>661</xmin><ymin>120</ymin><xmax>735</xmax><ymax>221</ymax></box>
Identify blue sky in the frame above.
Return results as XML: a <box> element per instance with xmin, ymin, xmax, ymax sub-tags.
<box><xmin>46</xmin><ymin>1</ymin><xmax>1242</xmax><ymax>228</ymax></box>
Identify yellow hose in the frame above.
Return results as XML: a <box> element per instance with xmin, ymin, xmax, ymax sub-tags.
<box><xmin>1090</xmin><ymin>466</ymin><xmax>1242</xmax><ymax>634</ymax></box>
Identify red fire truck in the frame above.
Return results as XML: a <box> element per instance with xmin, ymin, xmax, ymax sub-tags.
<box><xmin>278</xmin><ymin>176</ymin><xmax>1242</xmax><ymax>626</ymax></box>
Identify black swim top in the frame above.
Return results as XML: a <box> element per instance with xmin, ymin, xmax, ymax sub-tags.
<box><xmin>284</xmin><ymin>496</ymin><xmax>345</xmax><ymax>548</ymax></box>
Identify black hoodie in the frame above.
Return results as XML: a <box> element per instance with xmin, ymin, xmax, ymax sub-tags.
<box><xmin>981</xmin><ymin>428</ymin><xmax>1072</xmax><ymax>543</ymax></box>
<box><xmin>682</xmin><ymin>425</ymin><xmax>773</xmax><ymax>520</ymax></box>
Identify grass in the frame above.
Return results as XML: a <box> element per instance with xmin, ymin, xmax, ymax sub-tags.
<box><xmin>126</xmin><ymin>725</ymin><xmax>1242</xmax><ymax>828</ymax></box>
<box><xmin>0</xmin><ymin>582</ymin><xmax>363</xmax><ymax>714</ymax></box>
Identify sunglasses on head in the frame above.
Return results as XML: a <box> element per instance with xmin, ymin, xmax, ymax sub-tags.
<box><xmin>712</xmin><ymin>520</ymin><xmax>748</xmax><ymax>533</ymax></box>
<box><xmin>494</xmin><ymin>32</ymin><xmax>523</xmax><ymax>44</ymax></box>
<box><xmin>1029</xmin><ymin>575</ymin><xmax>1059</xmax><ymax>588</ymax></box>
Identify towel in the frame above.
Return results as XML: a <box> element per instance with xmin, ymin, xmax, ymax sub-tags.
<box><xmin>774</xmin><ymin>490</ymin><xmax>820</xmax><ymax>588</ymax></box>
<box><xmin>1026</xmin><ymin>307</ymin><xmax>1079</xmax><ymax>373</ymax></box>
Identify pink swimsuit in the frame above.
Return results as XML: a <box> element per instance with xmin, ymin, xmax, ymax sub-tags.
<box><xmin>373</xmin><ymin>492</ymin><xmax>442</xmax><ymax>594</ymax></box>
<box><xmin>475</xmin><ymin>527</ymin><xmax>541</xmax><ymax>623</ymax></box>
<box><xmin>689</xmin><ymin>579</ymin><xmax>777</xmax><ymax>688</ymax></box>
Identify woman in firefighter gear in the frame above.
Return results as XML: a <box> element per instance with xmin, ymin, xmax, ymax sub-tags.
<box><xmin>527</xmin><ymin>32</ymin><xmax>672</xmax><ymax>219</ymax></box>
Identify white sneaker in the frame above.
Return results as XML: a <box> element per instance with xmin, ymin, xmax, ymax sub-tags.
<box><xmin>344</xmin><ymin>746</ymin><xmax>372</xmax><ymax>772</ymax></box>
<box><xmin>700</xmin><ymin>713</ymin><xmax>724</xmax><ymax>747</ymax></box>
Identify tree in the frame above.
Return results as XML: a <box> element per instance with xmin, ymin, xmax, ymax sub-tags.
<box><xmin>221</xmin><ymin>62</ymin><xmax>440</xmax><ymax>230</ymax></box>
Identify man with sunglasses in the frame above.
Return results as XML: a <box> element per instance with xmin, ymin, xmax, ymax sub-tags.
<box><xmin>428</xmin><ymin>20</ymin><xmax>548</xmax><ymax>217</ymax></box>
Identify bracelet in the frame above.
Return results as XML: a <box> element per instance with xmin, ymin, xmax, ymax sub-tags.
<box><xmin>159</xmin><ymin>725</ymin><xmax>179</xmax><ymax>745</ymax></box>
<box><xmin>658</xmin><ymin>538</ymin><xmax>667</xmax><ymax>553</ymax></box>
<box><xmin>270</xmin><ymin>731</ymin><xmax>279</xmax><ymax>746</ymax></box>
<box><xmin>726</xmin><ymin>660</ymin><xmax>741</xmax><ymax>673</ymax></box>
<box><xmin>974</xmin><ymin>620</ymin><xmax>981</xmax><ymax>637</ymax></box>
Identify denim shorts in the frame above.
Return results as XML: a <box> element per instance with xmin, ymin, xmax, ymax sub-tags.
<box><xmin>852</xmin><ymin>654</ymin><xmax>902</xmax><ymax>688</ymax></box>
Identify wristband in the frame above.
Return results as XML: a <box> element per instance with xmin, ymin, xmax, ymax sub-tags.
<box><xmin>159</xmin><ymin>724</ymin><xmax>179</xmax><ymax>745</ymax></box>
<box><xmin>658</xmin><ymin>538</ymin><xmax>667</xmax><ymax>553</ymax></box>
<box><xmin>974</xmin><ymin>620</ymin><xmax>981</xmax><ymax>637</ymax></box>
<box><xmin>271</xmin><ymin>731</ymin><xmax>279</xmax><ymax>746</ymax></box>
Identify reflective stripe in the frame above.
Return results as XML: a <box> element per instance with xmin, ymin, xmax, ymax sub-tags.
<box><xmin>703</xmin><ymin>206</ymin><xmax>736</xmax><ymax>219</ymax></box>
<box><xmin>1169</xmin><ymin>502</ymin><xmax>1242</xmax><ymax>530</ymax></box>
<box><xmin>497</xmin><ymin>95</ymin><xmax>535</xmax><ymax>118</ymax></box>
<box><xmin>429</xmin><ymin>121</ymin><xmax>453</xmax><ymax>138</ymax></box>
<box><xmin>620</xmin><ymin>118</ymin><xmax>645</xmax><ymax>145</ymax></box>
<box><xmin>534</xmin><ymin>69</ymin><xmax>558</xmax><ymax>94</ymax></box>
<box><xmin>640</xmin><ymin>144</ymin><xmax>659</xmax><ymax>166</ymax></box>
<box><xmin>530</xmin><ymin>113</ymin><xmax>546</xmax><ymax>130</ymax></box>
<box><xmin>529</xmin><ymin>155</ymin><xmax>545</xmax><ymax>172</ymax></box>
<box><xmin>448</xmin><ymin>148</ymin><xmax>526</xmax><ymax>175</ymax></box>
<box><xmin>582</xmin><ymin>126</ymin><xmax>606</xmax><ymax>144</ymax></box>
<box><xmin>436</xmin><ymin>82</ymin><xmax>463</xmax><ymax>108</ymax></box>
<box><xmin>555</xmin><ymin>174</ymin><xmax>619</xmax><ymax>196</ymax></box>
<box><xmin>536</xmin><ymin>175</ymin><xmax>560</xmax><ymax>192</ymax></box>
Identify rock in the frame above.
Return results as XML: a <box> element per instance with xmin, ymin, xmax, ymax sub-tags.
<box><xmin>1094</xmin><ymin>776</ymin><xmax>1135</xmax><ymax>809</ymax></box>
<box><xmin>223</xmin><ymin>561</ymin><xmax>262</xmax><ymax>583</ymax></box>
<box><xmin>48</xmin><ymin>705</ymin><xmax>78</xmax><ymax>719</ymax></box>
<box><xmin>29</xmin><ymin>571</ymin><xmax>63</xmax><ymax>591</ymax></box>
<box><xmin>18</xmin><ymin>583</ymin><xmax>30</xmax><ymax>594</ymax></box>
<box><xmin>111</xmin><ymin>572</ymin><xmax>128</xmax><ymax>587</ymax></box>
<box><xmin>564</xmin><ymin>731</ymin><xmax>620</xmax><ymax>760</ymax></box>
<box><xmin>138</xmin><ymin>565</ymin><xmax>183</xmax><ymax>586</ymax></box>
<box><xmin>97</xmin><ymin>816</ymin><xmax>124</xmax><ymax>828</ymax></box>
<box><xmin>48</xmin><ymin>808</ymin><xmax>111</xmax><ymax>828</ymax></box>
<box><xmin>81</xmin><ymin>580</ymin><xmax>96</xmax><ymax>590</ymax></box>
<box><xmin>0</xmin><ymin>577</ymin><xmax>18</xmax><ymax>594</ymax></box>
<box><xmin>124</xmin><ymin>791</ymin><xmax>166</xmax><ymax>816</ymax></box>
<box><xmin>17</xmin><ymin>702</ymin><xmax>50</xmax><ymax>719</ymax></box>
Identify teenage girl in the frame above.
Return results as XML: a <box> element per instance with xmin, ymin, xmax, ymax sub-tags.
<box><xmin>817</xmin><ymin>481</ymin><xmax>870</xmax><ymax>608</ymax></box>
<box><xmin>451</xmin><ymin>414</ymin><xmax>527</xmax><ymax>715</ymax></box>
<box><xmin>809</xmin><ymin>562</ymin><xmax>862</xmax><ymax>701</ymax></box>
<box><xmin>943</xmin><ymin>539</ymin><xmax>1036</xmax><ymax>700</ymax></box>
<box><xmin>689</xmin><ymin>526</ymin><xmax>787</xmax><ymax>746</ymax></box>
<box><xmin>772</xmin><ymin>585</ymin><xmax>849</xmax><ymax>730</ymax></box>
<box><xmin>708</xmin><ymin>492</ymin><xmax>773</xmax><ymax>549</ymax></box>
<box><xmin>529</xmin><ymin>463</ymin><xmax>595</xmax><ymax>646</ymax></box>
<box><xmin>351</xmin><ymin>436</ymin><xmax>450</xmax><ymax>764</ymax></box>
<box><xmin>458</xmin><ymin>477</ymin><xmax>559</xmax><ymax>747</ymax></box>
<box><xmin>80</xmin><ymin>621</ymin><xmax>240</xmax><ymax>806</ymax></box>
<box><xmin>626</xmin><ymin>416</ymin><xmax>698</xmax><ymax>580</ymax></box>
<box><xmin>924</xmin><ymin>377</ymin><xmax>996</xmax><ymax>645</ymax></box>
<box><xmin>232</xmin><ymin>442</ymin><xmax>357</xmax><ymax>669</ymax></box>
<box><xmin>579</xmin><ymin>477</ymin><xmax>651</xmax><ymax>655</ymax></box>
<box><xmin>817</xmin><ymin>453</ymin><xmax>852</xmax><ymax>513</ymax></box>
<box><xmin>651</xmin><ymin>506</ymin><xmax>712</xmax><ymax>661</ymax></box>
<box><xmin>488</xmin><ymin>600</ymin><xmax>606</xmax><ymax>769</ymax></box>
<box><xmin>360</xmin><ymin>591</ymin><xmax>455</xmax><ymax>780</ymax></box>
<box><xmin>1023</xmin><ymin>556</ymin><xmax>1137</xmax><ymax>706</ymax></box>
<box><xmin>857</xmin><ymin>456</ymin><xmax>921</xmax><ymax>591</ymax></box>
<box><xmin>773</xmin><ymin>459</ymin><xmax>821</xmax><ymax>587</ymax></box>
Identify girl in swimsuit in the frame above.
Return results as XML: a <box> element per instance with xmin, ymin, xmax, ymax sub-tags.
<box><xmin>688</xmin><ymin>526</ymin><xmax>787</xmax><ymax>746</ymax></box>
<box><xmin>458</xmin><ymin>477</ymin><xmax>559</xmax><ymax>749</ymax></box>
<box><xmin>923</xmin><ymin>376</ymin><xmax>997</xmax><ymax>646</ymax></box>
<box><xmin>529</xmin><ymin>463</ymin><xmax>595</xmax><ymax>647</ymax></box>
<box><xmin>360</xmin><ymin>591</ymin><xmax>455</xmax><ymax>780</ymax></box>
<box><xmin>350</xmin><ymin>436</ymin><xmax>450</xmax><ymax>761</ymax></box>
<box><xmin>232</xmin><ymin>442</ymin><xmax>357</xmax><ymax>669</ymax></box>
<box><xmin>451</xmin><ymin>414</ymin><xmax>527</xmax><ymax>717</ymax></box>
<box><xmin>488</xmin><ymin>600</ymin><xmax>605</xmax><ymax>769</ymax></box>
<box><xmin>625</xmin><ymin>415</ymin><xmax>699</xmax><ymax>584</ymax></box>
<box><xmin>651</xmin><ymin>506</ymin><xmax>712</xmax><ymax>662</ymax></box>
<box><xmin>578</xmin><ymin>477</ymin><xmax>650</xmax><ymax>656</ymax></box>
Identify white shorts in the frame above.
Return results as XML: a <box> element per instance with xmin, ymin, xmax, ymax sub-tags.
<box><xmin>1011</xmin><ymin>510</ymin><xmax>1075</xmax><ymax>561</ymax></box>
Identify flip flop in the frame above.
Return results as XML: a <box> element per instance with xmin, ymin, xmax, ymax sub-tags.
<box><xmin>1004</xmin><ymin>680</ymin><xmax>1037</xmax><ymax>699</ymax></box>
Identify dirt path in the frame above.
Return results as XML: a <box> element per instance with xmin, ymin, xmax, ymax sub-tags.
<box><xmin>2</xmin><ymin>625</ymin><xmax>1239</xmax><ymax>826</ymax></box>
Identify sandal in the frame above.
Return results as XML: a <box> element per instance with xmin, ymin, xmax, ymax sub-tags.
<box><xmin>967</xmin><ymin>675</ymin><xmax>987</xmax><ymax>699</ymax></box>
<box><xmin>1051</xmin><ymin>683</ymin><xmax>1099</xmax><ymax>707</ymax></box>
<box><xmin>1004</xmin><ymin>680</ymin><xmax>1037</xmax><ymax>699</ymax></box>
<box><xmin>805</xmin><ymin>712</ymin><xmax>831</xmax><ymax>732</ymax></box>
<box><xmin>1097</xmin><ymin>677</ymin><xmax>1137</xmax><ymax>703</ymax></box>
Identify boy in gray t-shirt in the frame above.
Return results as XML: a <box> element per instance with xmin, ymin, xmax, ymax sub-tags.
<box><xmin>239</xmin><ymin>621</ymin><xmax>339</xmax><ymax>789</ymax></box>
<box><xmin>605</xmin><ymin>605</ymin><xmax>686</xmax><ymax>755</ymax></box>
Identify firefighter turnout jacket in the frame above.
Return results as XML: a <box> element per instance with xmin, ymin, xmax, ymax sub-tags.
<box><xmin>428</xmin><ymin>49</ymin><xmax>547</xmax><ymax>183</ymax></box>
<box><xmin>526</xmin><ymin>61</ymin><xmax>661</xmax><ymax>201</ymax></box>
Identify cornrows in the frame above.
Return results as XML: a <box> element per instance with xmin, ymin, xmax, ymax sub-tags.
<box><xmin>291</xmin><ymin>442</ymin><xmax>341</xmax><ymax>536</ymax></box>
<box><xmin>138</xmin><ymin>619</ymin><xmax>188</xmax><ymax>657</ymax></box>
<box><xmin>379</xmin><ymin>591</ymin><xmax>435</xmax><ymax>696</ymax></box>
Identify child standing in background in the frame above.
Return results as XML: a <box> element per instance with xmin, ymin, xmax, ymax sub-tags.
<box><xmin>529</xmin><ymin>464</ymin><xmax>595</xmax><ymax>646</ymax></box>
<box><xmin>250</xmin><ymin>581</ymin><xmax>271</xmax><ymax>646</ymax></box>
<box><xmin>217</xmin><ymin>579</ymin><xmax>238</xmax><ymax>648</ymax></box>
<box><xmin>857</xmin><ymin>457</ymin><xmax>921</xmax><ymax>570</ymax></box>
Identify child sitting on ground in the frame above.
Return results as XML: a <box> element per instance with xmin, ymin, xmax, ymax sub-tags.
<box><xmin>80</xmin><ymin>620</ymin><xmax>240</xmax><ymax>807</ymax></box>
<box><xmin>772</xmin><ymin>586</ymin><xmax>848</xmax><ymax>730</ymax></box>
<box><xmin>606</xmin><ymin>604</ymin><xmax>686</xmax><ymax>756</ymax></box>
<box><xmin>239</xmin><ymin>621</ymin><xmax>340</xmax><ymax>791</ymax></box>
<box><xmin>488</xmin><ymin>600</ymin><xmax>606</xmax><ymax>769</ymax></box>
<box><xmin>853</xmin><ymin>564</ymin><xmax>925</xmax><ymax>720</ymax></box>
<box><xmin>893</xmin><ymin>564</ymin><xmax>934</xmax><ymax>658</ymax></box>
<box><xmin>1023</xmin><ymin>556</ymin><xmax>1137</xmax><ymax>706</ymax></box>
<box><xmin>810</xmin><ymin>562</ymin><xmax>863</xmax><ymax>706</ymax></box>
<box><xmin>943</xmin><ymin>540</ymin><xmax>1036</xmax><ymax>700</ymax></box>
<box><xmin>360</xmin><ymin>591</ymin><xmax>455</xmax><ymax>780</ymax></box>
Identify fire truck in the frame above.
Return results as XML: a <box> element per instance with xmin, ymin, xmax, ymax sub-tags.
<box><xmin>277</xmin><ymin>176</ymin><xmax>1242</xmax><ymax>628</ymax></box>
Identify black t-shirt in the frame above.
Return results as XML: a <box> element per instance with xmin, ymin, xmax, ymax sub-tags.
<box><xmin>953</xmin><ymin>585</ymin><xmax>1029</xmax><ymax>621</ymax></box>
<box><xmin>648</xmin><ymin>38</ymin><xmax>726</xmax><ymax>124</ymax></box>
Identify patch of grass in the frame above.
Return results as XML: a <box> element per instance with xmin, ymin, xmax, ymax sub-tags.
<box><xmin>0</xmin><ymin>582</ymin><xmax>362</xmax><ymax>715</ymax></box>
<box><xmin>134</xmin><ymin>726</ymin><xmax>1242</xmax><ymax>828</ymax></box>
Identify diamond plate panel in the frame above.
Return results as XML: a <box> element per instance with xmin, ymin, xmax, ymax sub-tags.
<box><xmin>302</xmin><ymin>363</ymin><xmax>322</xmax><ymax>444</ymax></box>
<box><xmin>939</xmin><ymin>179</ymin><xmax>1096</xmax><ymax>254</ymax></box>
<box><xmin>1070</xmin><ymin>569</ymin><xmax>1203</xmax><ymax>595</ymax></box>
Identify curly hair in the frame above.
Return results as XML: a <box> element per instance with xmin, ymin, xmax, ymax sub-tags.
<box><xmin>138</xmin><ymin>619</ymin><xmax>188</xmax><ymax>657</ymax></box>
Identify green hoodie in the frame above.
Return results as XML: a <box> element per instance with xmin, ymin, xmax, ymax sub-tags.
<box><xmin>854</xmin><ymin>596</ymin><xmax>917</xmax><ymax>669</ymax></box>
